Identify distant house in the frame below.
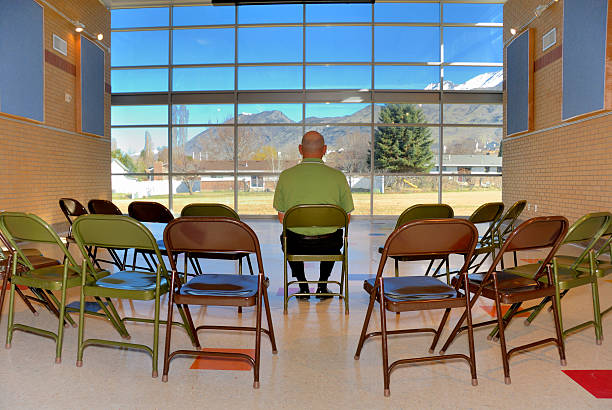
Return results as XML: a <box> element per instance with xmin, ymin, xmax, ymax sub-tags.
<box><xmin>432</xmin><ymin>154</ymin><xmax>502</xmax><ymax>175</ymax></box>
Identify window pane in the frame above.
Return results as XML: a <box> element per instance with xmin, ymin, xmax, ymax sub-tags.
<box><xmin>443</xmin><ymin>4</ymin><xmax>503</xmax><ymax>24</ymax></box>
<box><xmin>374</xmin><ymin>2</ymin><xmax>439</xmax><ymax>23</ymax></box>
<box><xmin>306</xmin><ymin>27</ymin><xmax>371</xmax><ymax>62</ymax></box>
<box><xmin>173</xmin><ymin>5</ymin><xmax>235</xmax><ymax>26</ymax></box>
<box><xmin>305</xmin><ymin>103</ymin><xmax>370</xmax><ymax>123</ymax></box>
<box><xmin>443</xmin><ymin>104</ymin><xmax>503</xmax><ymax>125</ymax></box>
<box><xmin>238</xmin><ymin>104</ymin><xmax>302</xmax><ymax>123</ymax></box>
<box><xmin>444</xmin><ymin>27</ymin><xmax>503</xmax><ymax>63</ymax></box>
<box><xmin>373</xmin><ymin>125</ymin><xmax>439</xmax><ymax>172</ymax></box>
<box><xmin>111</xmin><ymin>106</ymin><xmax>168</xmax><ymax>126</ymax></box>
<box><xmin>172</xmin><ymin>104</ymin><xmax>234</xmax><ymax>125</ymax></box>
<box><xmin>173</xmin><ymin>67</ymin><xmax>234</xmax><ymax>91</ymax></box>
<box><xmin>238</xmin><ymin>27</ymin><xmax>302</xmax><ymax>63</ymax></box>
<box><xmin>373</xmin><ymin>176</ymin><xmax>439</xmax><ymax>215</ymax></box>
<box><xmin>173</xmin><ymin>180</ymin><xmax>235</xmax><ymax>213</ymax></box>
<box><xmin>173</xmin><ymin>126</ymin><xmax>234</xmax><ymax>173</ymax></box>
<box><xmin>306</xmin><ymin>4</ymin><xmax>371</xmax><ymax>23</ymax></box>
<box><xmin>443</xmin><ymin>67</ymin><xmax>503</xmax><ymax>91</ymax></box>
<box><xmin>112</xmin><ymin>176</ymin><xmax>169</xmax><ymax>213</ymax></box>
<box><xmin>111</xmin><ymin>69</ymin><xmax>168</xmax><ymax>93</ymax></box>
<box><xmin>306</xmin><ymin>124</ymin><xmax>371</xmax><ymax>173</ymax></box>
<box><xmin>173</xmin><ymin>28</ymin><xmax>234</xmax><ymax>64</ymax></box>
<box><xmin>442</xmin><ymin>127</ymin><xmax>502</xmax><ymax>157</ymax></box>
<box><xmin>442</xmin><ymin>175</ymin><xmax>502</xmax><ymax>216</ymax></box>
<box><xmin>237</xmin><ymin>126</ymin><xmax>302</xmax><ymax>172</ymax></box>
<box><xmin>111</xmin><ymin>31</ymin><xmax>168</xmax><ymax>66</ymax></box>
<box><xmin>111</xmin><ymin>7</ymin><xmax>169</xmax><ymax>29</ymax></box>
<box><xmin>111</xmin><ymin>127</ymin><xmax>168</xmax><ymax>166</ymax></box>
<box><xmin>238</xmin><ymin>4</ymin><xmax>302</xmax><ymax>24</ymax></box>
<box><xmin>375</xmin><ymin>27</ymin><xmax>439</xmax><ymax>62</ymax></box>
<box><xmin>375</xmin><ymin>66</ymin><xmax>439</xmax><ymax>90</ymax></box>
<box><xmin>306</xmin><ymin>65</ymin><xmax>371</xmax><ymax>89</ymax></box>
<box><xmin>238</xmin><ymin>66</ymin><xmax>302</xmax><ymax>90</ymax></box>
<box><xmin>375</xmin><ymin>103</ymin><xmax>440</xmax><ymax>124</ymax></box>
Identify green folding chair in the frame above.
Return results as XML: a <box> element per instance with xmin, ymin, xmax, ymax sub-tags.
<box><xmin>282</xmin><ymin>204</ymin><xmax>349</xmax><ymax>314</ymax></box>
<box><xmin>0</xmin><ymin>212</ymin><xmax>119</xmax><ymax>363</ymax></box>
<box><xmin>504</xmin><ymin>212</ymin><xmax>611</xmax><ymax>344</ymax></box>
<box><xmin>378</xmin><ymin>204</ymin><xmax>454</xmax><ymax>281</ymax></box>
<box><xmin>180</xmin><ymin>203</ymin><xmax>254</xmax><ymax>277</ymax></box>
<box><xmin>71</xmin><ymin>214</ymin><xmax>195</xmax><ymax>377</ymax></box>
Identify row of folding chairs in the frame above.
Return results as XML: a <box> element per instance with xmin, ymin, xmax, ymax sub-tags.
<box><xmin>0</xmin><ymin>210</ymin><xmax>276</xmax><ymax>388</ymax></box>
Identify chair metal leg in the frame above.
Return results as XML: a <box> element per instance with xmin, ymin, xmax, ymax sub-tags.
<box><xmin>492</xmin><ymin>275</ymin><xmax>511</xmax><ymax>384</ymax></box>
<box><xmin>15</xmin><ymin>287</ymin><xmax>38</xmax><ymax>315</ymax></box>
<box><xmin>55</xmin><ymin>267</ymin><xmax>69</xmax><ymax>364</ymax></box>
<box><xmin>182</xmin><ymin>304</ymin><xmax>200</xmax><ymax>348</ymax></box>
<box><xmin>429</xmin><ymin>308</ymin><xmax>450</xmax><ymax>354</ymax></box>
<box><xmin>394</xmin><ymin>258</ymin><xmax>399</xmax><ymax>277</ymax></box>
<box><xmin>464</xmin><ymin>283</ymin><xmax>478</xmax><ymax>386</ymax></box>
<box><xmin>152</xmin><ymin>282</ymin><xmax>161</xmax><ymax>378</ymax></box>
<box><xmin>253</xmin><ymin>275</ymin><xmax>263</xmax><ymax>389</ymax></box>
<box><xmin>5</xmin><ymin>282</ymin><xmax>16</xmax><ymax>349</ymax></box>
<box><xmin>76</xmin><ymin>285</ymin><xmax>86</xmax><ymax>367</ymax></box>
<box><xmin>246</xmin><ymin>254</ymin><xmax>254</xmax><ymax>275</ymax></box>
<box><xmin>161</xmin><ymin>289</ymin><xmax>176</xmax><ymax>382</ymax></box>
<box><xmin>355</xmin><ymin>289</ymin><xmax>377</xmax><ymax>359</ymax></box>
<box><xmin>262</xmin><ymin>286</ymin><xmax>277</xmax><ymax>353</ymax></box>
<box><xmin>378</xmin><ymin>279</ymin><xmax>390</xmax><ymax>397</ymax></box>
<box><xmin>591</xmin><ymin>277</ymin><xmax>603</xmax><ymax>344</ymax></box>
<box><xmin>550</xmin><ymin>272</ymin><xmax>567</xmax><ymax>365</ymax></box>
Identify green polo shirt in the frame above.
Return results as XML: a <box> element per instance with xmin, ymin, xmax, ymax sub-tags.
<box><xmin>273</xmin><ymin>158</ymin><xmax>354</xmax><ymax>236</ymax></box>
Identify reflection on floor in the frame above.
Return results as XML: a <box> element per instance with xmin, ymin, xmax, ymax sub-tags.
<box><xmin>1</xmin><ymin>219</ymin><xmax>611</xmax><ymax>408</ymax></box>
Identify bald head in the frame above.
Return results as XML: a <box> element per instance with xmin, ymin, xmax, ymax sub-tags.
<box><xmin>299</xmin><ymin>131</ymin><xmax>326</xmax><ymax>158</ymax></box>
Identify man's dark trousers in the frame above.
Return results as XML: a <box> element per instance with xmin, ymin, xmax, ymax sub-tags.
<box><xmin>281</xmin><ymin>229</ymin><xmax>343</xmax><ymax>282</ymax></box>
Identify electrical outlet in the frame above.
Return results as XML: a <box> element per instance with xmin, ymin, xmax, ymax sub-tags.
<box><xmin>534</xmin><ymin>205</ymin><xmax>538</xmax><ymax>212</ymax></box>
<box><xmin>64</xmin><ymin>92</ymin><xmax>72</xmax><ymax>103</ymax></box>
<box><xmin>527</xmin><ymin>204</ymin><xmax>531</xmax><ymax>211</ymax></box>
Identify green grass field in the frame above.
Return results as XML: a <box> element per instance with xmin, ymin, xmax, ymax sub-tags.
<box><xmin>114</xmin><ymin>189</ymin><xmax>502</xmax><ymax>216</ymax></box>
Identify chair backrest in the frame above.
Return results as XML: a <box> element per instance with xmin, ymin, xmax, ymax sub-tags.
<box><xmin>282</xmin><ymin>204</ymin><xmax>348</xmax><ymax>236</ymax></box>
<box><xmin>128</xmin><ymin>201</ymin><xmax>174</xmax><ymax>223</ymax></box>
<box><xmin>88</xmin><ymin>199</ymin><xmax>122</xmax><ymax>215</ymax></box>
<box><xmin>164</xmin><ymin>217</ymin><xmax>263</xmax><ymax>274</ymax></box>
<box><xmin>0</xmin><ymin>212</ymin><xmax>78</xmax><ymax>269</ymax></box>
<box><xmin>395</xmin><ymin>203</ymin><xmax>454</xmax><ymax>229</ymax></box>
<box><xmin>560</xmin><ymin>212</ymin><xmax>612</xmax><ymax>269</ymax></box>
<box><xmin>494</xmin><ymin>200</ymin><xmax>527</xmax><ymax>240</ymax></box>
<box><xmin>180</xmin><ymin>203</ymin><xmax>239</xmax><ymax>220</ymax></box>
<box><xmin>468</xmin><ymin>202</ymin><xmax>504</xmax><ymax>224</ymax></box>
<box><xmin>377</xmin><ymin>219</ymin><xmax>478</xmax><ymax>286</ymax></box>
<box><xmin>488</xmin><ymin>216</ymin><xmax>569</xmax><ymax>280</ymax></box>
<box><xmin>59</xmin><ymin>198</ymin><xmax>88</xmax><ymax>226</ymax></box>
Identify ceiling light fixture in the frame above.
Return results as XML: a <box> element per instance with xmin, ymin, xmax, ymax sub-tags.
<box><xmin>74</xmin><ymin>21</ymin><xmax>85</xmax><ymax>32</ymax></box>
<box><xmin>97</xmin><ymin>33</ymin><xmax>104</xmax><ymax>41</ymax></box>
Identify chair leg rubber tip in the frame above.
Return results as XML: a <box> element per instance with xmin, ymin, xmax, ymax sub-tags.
<box><xmin>472</xmin><ymin>379</ymin><xmax>478</xmax><ymax>387</ymax></box>
<box><xmin>64</xmin><ymin>323</ymin><xmax>70</xmax><ymax>328</ymax></box>
<box><xmin>560</xmin><ymin>359</ymin><xmax>567</xmax><ymax>366</ymax></box>
<box><xmin>272</xmin><ymin>350</ymin><xmax>278</xmax><ymax>355</ymax></box>
<box><xmin>253</xmin><ymin>381</ymin><xmax>260</xmax><ymax>389</ymax></box>
<box><xmin>384</xmin><ymin>389</ymin><xmax>390</xmax><ymax>397</ymax></box>
<box><xmin>428</xmin><ymin>348</ymin><xmax>434</xmax><ymax>354</ymax></box>
<box><xmin>596</xmin><ymin>339</ymin><xmax>603</xmax><ymax>346</ymax></box>
<box><xmin>55</xmin><ymin>357</ymin><xmax>61</xmax><ymax>364</ymax></box>
<box><xmin>504</xmin><ymin>377</ymin><xmax>511</xmax><ymax>385</ymax></box>
<box><xmin>524</xmin><ymin>319</ymin><xmax>531</xmax><ymax>326</ymax></box>
<box><xmin>486</xmin><ymin>335</ymin><xmax>493</xmax><ymax>341</ymax></box>
<box><xmin>76</xmin><ymin>360</ymin><xmax>83</xmax><ymax>367</ymax></box>
<box><xmin>439</xmin><ymin>350</ymin><xmax>445</xmax><ymax>355</ymax></box>
<box><xmin>33</xmin><ymin>312</ymin><xmax>39</xmax><ymax>316</ymax></box>
<box><xmin>72</xmin><ymin>323</ymin><xmax>78</xmax><ymax>328</ymax></box>
<box><xmin>354</xmin><ymin>355</ymin><xmax>360</xmax><ymax>360</ymax></box>
<box><xmin>5</xmin><ymin>344</ymin><xmax>10</xmax><ymax>349</ymax></box>
<box><xmin>161</xmin><ymin>375</ymin><xmax>168</xmax><ymax>383</ymax></box>
<box><xmin>152</xmin><ymin>371</ymin><xmax>158</xmax><ymax>378</ymax></box>
<box><xmin>122</xmin><ymin>335</ymin><xmax>131</xmax><ymax>340</ymax></box>
<box><xmin>493</xmin><ymin>337</ymin><xmax>499</xmax><ymax>342</ymax></box>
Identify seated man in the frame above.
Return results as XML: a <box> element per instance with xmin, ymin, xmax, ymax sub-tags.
<box><xmin>273</xmin><ymin>131</ymin><xmax>354</xmax><ymax>300</ymax></box>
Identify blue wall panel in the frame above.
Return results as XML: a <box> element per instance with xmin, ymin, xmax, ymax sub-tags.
<box><xmin>0</xmin><ymin>0</ymin><xmax>44</xmax><ymax>122</ymax></box>
<box><xmin>81</xmin><ymin>36</ymin><xmax>105</xmax><ymax>136</ymax></box>
<box><xmin>563</xmin><ymin>0</ymin><xmax>608</xmax><ymax>120</ymax></box>
<box><xmin>506</xmin><ymin>30</ymin><xmax>531</xmax><ymax>136</ymax></box>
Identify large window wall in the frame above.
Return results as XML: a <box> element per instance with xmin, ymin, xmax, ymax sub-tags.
<box><xmin>111</xmin><ymin>1</ymin><xmax>503</xmax><ymax>216</ymax></box>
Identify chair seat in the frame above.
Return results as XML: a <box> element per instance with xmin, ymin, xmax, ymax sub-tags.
<box><xmin>187</xmin><ymin>251</ymin><xmax>250</xmax><ymax>261</ymax></box>
<box><xmin>553</xmin><ymin>255</ymin><xmax>612</xmax><ymax>278</ymax></box>
<box><xmin>376</xmin><ymin>246</ymin><xmax>447</xmax><ymax>261</ymax></box>
<box><xmin>464</xmin><ymin>271</ymin><xmax>554</xmax><ymax>304</ymax></box>
<box><xmin>364</xmin><ymin>276</ymin><xmax>465</xmax><ymax>311</ymax></box>
<box><xmin>26</xmin><ymin>255</ymin><xmax>60</xmax><ymax>269</ymax></box>
<box><xmin>506</xmin><ymin>263</ymin><xmax>594</xmax><ymax>289</ymax></box>
<box><xmin>84</xmin><ymin>270</ymin><xmax>168</xmax><ymax>300</ymax></box>
<box><xmin>12</xmin><ymin>265</ymin><xmax>103</xmax><ymax>291</ymax></box>
<box><xmin>175</xmin><ymin>274</ymin><xmax>263</xmax><ymax>306</ymax></box>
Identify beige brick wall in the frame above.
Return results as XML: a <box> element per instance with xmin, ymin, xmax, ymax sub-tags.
<box><xmin>503</xmin><ymin>0</ymin><xmax>612</xmax><ymax>222</ymax></box>
<box><xmin>0</xmin><ymin>0</ymin><xmax>111</xmax><ymax>229</ymax></box>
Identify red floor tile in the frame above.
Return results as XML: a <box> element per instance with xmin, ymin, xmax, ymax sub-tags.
<box><xmin>480</xmin><ymin>304</ymin><xmax>531</xmax><ymax>318</ymax></box>
<box><xmin>520</xmin><ymin>258</ymin><xmax>541</xmax><ymax>264</ymax></box>
<box><xmin>562</xmin><ymin>370</ymin><xmax>612</xmax><ymax>398</ymax></box>
<box><xmin>190</xmin><ymin>348</ymin><xmax>255</xmax><ymax>371</ymax></box>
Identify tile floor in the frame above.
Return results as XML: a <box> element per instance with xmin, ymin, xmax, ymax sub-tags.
<box><xmin>1</xmin><ymin>219</ymin><xmax>611</xmax><ymax>409</ymax></box>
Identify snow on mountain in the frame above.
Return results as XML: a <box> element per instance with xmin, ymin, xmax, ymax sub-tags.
<box><xmin>425</xmin><ymin>70</ymin><xmax>503</xmax><ymax>91</ymax></box>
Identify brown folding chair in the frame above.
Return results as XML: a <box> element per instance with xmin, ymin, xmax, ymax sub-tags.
<box><xmin>128</xmin><ymin>201</ymin><xmax>174</xmax><ymax>271</ymax></box>
<box><xmin>161</xmin><ymin>217</ymin><xmax>277</xmax><ymax>388</ymax></box>
<box><xmin>59</xmin><ymin>198</ymin><xmax>93</xmax><ymax>266</ymax></box>
<box><xmin>86</xmin><ymin>199</ymin><xmax>128</xmax><ymax>269</ymax></box>
<box><xmin>355</xmin><ymin>219</ymin><xmax>479</xmax><ymax>396</ymax></box>
<box><xmin>437</xmin><ymin>216</ymin><xmax>569</xmax><ymax>384</ymax></box>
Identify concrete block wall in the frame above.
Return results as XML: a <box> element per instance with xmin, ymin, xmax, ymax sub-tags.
<box><xmin>503</xmin><ymin>0</ymin><xmax>612</xmax><ymax>222</ymax></box>
<box><xmin>0</xmin><ymin>0</ymin><xmax>111</xmax><ymax>229</ymax></box>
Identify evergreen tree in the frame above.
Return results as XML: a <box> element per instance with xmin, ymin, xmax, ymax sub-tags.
<box><xmin>372</xmin><ymin>104</ymin><xmax>434</xmax><ymax>173</ymax></box>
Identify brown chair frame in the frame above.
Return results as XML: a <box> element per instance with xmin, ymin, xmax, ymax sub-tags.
<box><xmin>161</xmin><ymin>217</ymin><xmax>277</xmax><ymax>388</ymax></box>
<box><xmin>86</xmin><ymin>199</ymin><xmax>128</xmax><ymax>269</ymax></box>
<box><xmin>355</xmin><ymin>219</ymin><xmax>479</xmax><ymax>396</ymax></box>
<box><xmin>437</xmin><ymin>216</ymin><xmax>569</xmax><ymax>384</ymax></box>
<box><xmin>128</xmin><ymin>201</ymin><xmax>175</xmax><ymax>271</ymax></box>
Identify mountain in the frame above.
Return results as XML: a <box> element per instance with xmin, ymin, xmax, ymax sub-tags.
<box><xmin>425</xmin><ymin>70</ymin><xmax>503</xmax><ymax>91</ymax></box>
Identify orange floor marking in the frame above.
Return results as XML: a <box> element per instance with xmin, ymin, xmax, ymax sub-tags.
<box><xmin>480</xmin><ymin>304</ymin><xmax>531</xmax><ymax>318</ymax></box>
<box><xmin>190</xmin><ymin>348</ymin><xmax>255</xmax><ymax>371</ymax></box>
<box><xmin>520</xmin><ymin>258</ymin><xmax>541</xmax><ymax>264</ymax></box>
